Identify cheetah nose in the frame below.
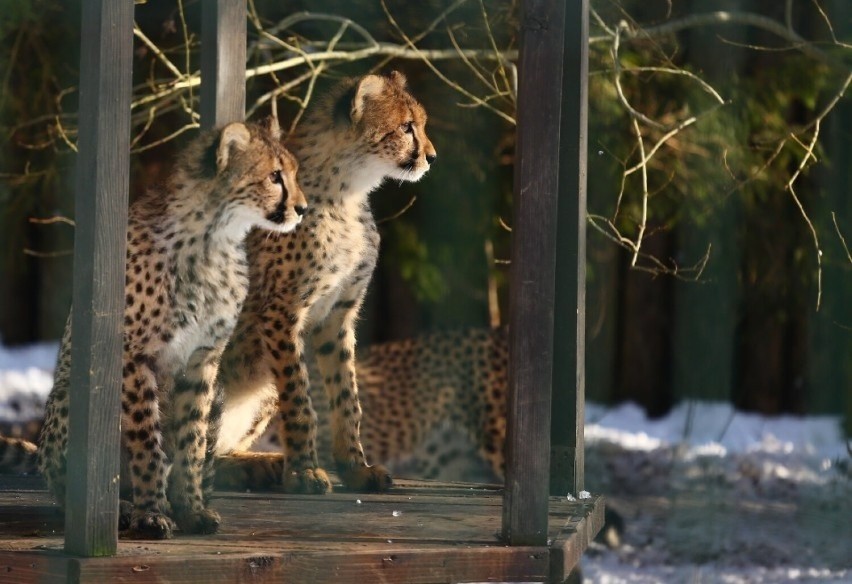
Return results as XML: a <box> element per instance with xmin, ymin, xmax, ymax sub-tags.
<box><xmin>295</xmin><ymin>205</ymin><xmax>307</xmax><ymax>216</ymax></box>
<box><xmin>426</xmin><ymin>153</ymin><xmax>436</xmax><ymax>165</ymax></box>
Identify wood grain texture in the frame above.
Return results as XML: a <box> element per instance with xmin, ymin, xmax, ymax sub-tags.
<box><xmin>550</xmin><ymin>0</ymin><xmax>589</xmax><ymax>498</ymax></box>
<box><xmin>503</xmin><ymin>0</ymin><xmax>569</xmax><ymax>546</ymax></box>
<box><xmin>65</xmin><ymin>0</ymin><xmax>134</xmax><ymax>558</ymax></box>
<box><xmin>549</xmin><ymin>495</ymin><xmax>604</xmax><ymax>582</ymax></box>
<box><xmin>200</xmin><ymin>0</ymin><xmax>247</xmax><ymax>129</ymax></box>
<box><xmin>0</xmin><ymin>476</ymin><xmax>603</xmax><ymax>584</ymax></box>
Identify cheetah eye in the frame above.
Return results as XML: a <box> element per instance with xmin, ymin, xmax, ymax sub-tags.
<box><xmin>269</xmin><ymin>170</ymin><xmax>283</xmax><ymax>183</ymax></box>
<box><xmin>401</xmin><ymin>121</ymin><xmax>414</xmax><ymax>134</ymax></box>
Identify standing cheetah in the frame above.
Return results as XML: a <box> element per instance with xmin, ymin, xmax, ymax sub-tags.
<box><xmin>37</xmin><ymin>118</ymin><xmax>306</xmax><ymax>539</ymax></box>
<box><xmin>214</xmin><ymin>71</ymin><xmax>436</xmax><ymax>493</ymax></box>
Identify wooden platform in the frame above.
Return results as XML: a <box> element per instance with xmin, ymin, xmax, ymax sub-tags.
<box><xmin>0</xmin><ymin>475</ymin><xmax>603</xmax><ymax>583</ymax></box>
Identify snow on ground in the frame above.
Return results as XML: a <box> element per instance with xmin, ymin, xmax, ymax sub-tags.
<box><xmin>582</xmin><ymin>402</ymin><xmax>851</xmax><ymax>583</ymax></box>
<box><xmin>1</xmin><ymin>342</ymin><xmax>850</xmax><ymax>583</ymax></box>
<box><xmin>0</xmin><ymin>341</ymin><xmax>57</xmax><ymax>422</ymax></box>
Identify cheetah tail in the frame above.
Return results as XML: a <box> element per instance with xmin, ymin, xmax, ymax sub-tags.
<box><xmin>0</xmin><ymin>436</ymin><xmax>39</xmax><ymax>475</ymax></box>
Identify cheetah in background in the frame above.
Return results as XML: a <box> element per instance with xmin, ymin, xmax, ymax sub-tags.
<box><xmin>214</xmin><ymin>71</ymin><xmax>436</xmax><ymax>494</ymax></box>
<box><xmin>37</xmin><ymin>118</ymin><xmax>306</xmax><ymax>539</ymax></box>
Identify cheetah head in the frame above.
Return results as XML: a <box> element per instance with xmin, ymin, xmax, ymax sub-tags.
<box><xmin>214</xmin><ymin>118</ymin><xmax>308</xmax><ymax>234</ymax></box>
<box><xmin>339</xmin><ymin>71</ymin><xmax>436</xmax><ymax>183</ymax></box>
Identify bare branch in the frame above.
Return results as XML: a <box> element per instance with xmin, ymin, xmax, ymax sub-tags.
<box><xmin>832</xmin><ymin>212</ymin><xmax>852</xmax><ymax>266</ymax></box>
<box><xmin>377</xmin><ymin>195</ymin><xmax>418</xmax><ymax>225</ymax></box>
<box><xmin>23</xmin><ymin>249</ymin><xmax>72</xmax><ymax>258</ymax></box>
<box><xmin>29</xmin><ymin>216</ymin><xmax>75</xmax><ymax>227</ymax></box>
<box><xmin>592</xmin><ymin>10</ymin><xmax>836</xmax><ymax>65</ymax></box>
<box><xmin>381</xmin><ymin>0</ymin><xmax>516</xmax><ymax>125</ymax></box>
<box><xmin>588</xmin><ymin>214</ymin><xmax>711</xmax><ymax>281</ymax></box>
<box><xmin>630</xmin><ymin>118</ymin><xmax>649</xmax><ymax>267</ymax></box>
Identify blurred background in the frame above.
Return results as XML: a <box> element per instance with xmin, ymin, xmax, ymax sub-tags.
<box><xmin>1</xmin><ymin>0</ymin><xmax>849</xmax><ymax>430</ymax></box>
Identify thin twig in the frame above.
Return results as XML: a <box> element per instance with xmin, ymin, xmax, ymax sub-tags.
<box><xmin>832</xmin><ymin>212</ymin><xmax>852</xmax><ymax>265</ymax></box>
<box><xmin>381</xmin><ymin>0</ymin><xmax>516</xmax><ymax>125</ymax></box>
<box><xmin>29</xmin><ymin>216</ymin><xmax>75</xmax><ymax>227</ymax></box>
<box><xmin>23</xmin><ymin>249</ymin><xmax>72</xmax><ymax>258</ymax></box>
<box><xmin>133</xmin><ymin>25</ymin><xmax>184</xmax><ymax>80</ymax></box>
<box><xmin>592</xmin><ymin>10</ymin><xmax>835</xmax><ymax>65</ymax></box>
<box><xmin>631</xmin><ymin>118</ymin><xmax>649</xmax><ymax>267</ymax></box>
<box><xmin>810</xmin><ymin>0</ymin><xmax>852</xmax><ymax>50</ymax></box>
<box><xmin>588</xmin><ymin>214</ymin><xmax>711</xmax><ymax>281</ymax></box>
<box><xmin>131</xmin><ymin>122</ymin><xmax>199</xmax><ymax>154</ymax></box>
<box><xmin>377</xmin><ymin>195</ymin><xmax>418</xmax><ymax>225</ymax></box>
<box><xmin>785</xmin><ymin>119</ymin><xmax>823</xmax><ymax>310</ymax></box>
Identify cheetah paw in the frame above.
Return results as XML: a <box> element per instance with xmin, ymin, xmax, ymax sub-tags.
<box><xmin>118</xmin><ymin>499</ymin><xmax>134</xmax><ymax>531</ymax></box>
<box><xmin>173</xmin><ymin>506</ymin><xmax>221</xmax><ymax>535</ymax></box>
<box><xmin>282</xmin><ymin>467</ymin><xmax>333</xmax><ymax>494</ymax></box>
<box><xmin>126</xmin><ymin>510</ymin><xmax>176</xmax><ymax>540</ymax></box>
<box><xmin>339</xmin><ymin>463</ymin><xmax>393</xmax><ymax>492</ymax></box>
<box><xmin>214</xmin><ymin>454</ymin><xmax>283</xmax><ymax>491</ymax></box>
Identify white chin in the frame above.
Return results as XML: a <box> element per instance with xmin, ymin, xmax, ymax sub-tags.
<box><xmin>390</xmin><ymin>165</ymin><xmax>428</xmax><ymax>183</ymax></box>
<box><xmin>257</xmin><ymin>216</ymin><xmax>301</xmax><ymax>234</ymax></box>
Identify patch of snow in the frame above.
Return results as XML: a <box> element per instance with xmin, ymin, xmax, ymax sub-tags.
<box><xmin>0</xmin><ymin>341</ymin><xmax>57</xmax><ymax>422</ymax></box>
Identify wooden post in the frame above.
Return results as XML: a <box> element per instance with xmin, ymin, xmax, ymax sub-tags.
<box><xmin>550</xmin><ymin>0</ymin><xmax>589</xmax><ymax>498</ymax></box>
<box><xmin>201</xmin><ymin>0</ymin><xmax>247</xmax><ymax>130</ymax></box>
<box><xmin>64</xmin><ymin>0</ymin><xmax>134</xmax><ymax>557</ymax></box>
<box><xmin>502</xmin><ymin>0</ymin><xmax>568</xmax><ymax>546</ymax></box>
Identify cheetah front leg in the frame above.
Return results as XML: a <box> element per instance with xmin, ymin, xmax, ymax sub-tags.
<box><xmin>122</xmin><ymin>357</ymin><xmax>176</xmax><ymax>539</ymax></box>
<box><xmin>166</xmin><ymin>349</ymin><xmax>222</xmax><ymax>534</ymax></box>
<box><xmin>274</xmin><ymin>328</ymin><xmax>333</xmax><ymax>494</ymax></box>
<box><xmin>311</xmin><ymin>301</ymin><xmax>392</xmax><ymax>492</ymax></box>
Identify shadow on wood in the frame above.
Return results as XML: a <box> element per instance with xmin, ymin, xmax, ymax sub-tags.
<box><xmin>0</xmin><ymin>475</ymin><xmax>603</xmax><ymax>583</ymax></box>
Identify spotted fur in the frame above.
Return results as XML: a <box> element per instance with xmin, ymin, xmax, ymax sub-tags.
<box><xmin>1</xmin><ymin>327</ymin><xmax>505</xmax><ymax>487</ymax></box>
<box><xmin>213</xmin><ymin>71</ymin><xmax>436</xmax><ymax>493</ymax></box>
<box><xmin>35</xmin><ymin>118</ymin><xmax>307</xmax><ymax>539</ymax></box>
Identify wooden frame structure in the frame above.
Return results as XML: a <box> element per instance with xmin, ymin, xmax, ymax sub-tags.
<box><xmin>0</xmin><ymin>0</ymin><xmax>601</xmax><ymax>581</ymax></box>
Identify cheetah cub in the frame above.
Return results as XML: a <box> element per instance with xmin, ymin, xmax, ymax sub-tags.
<box><xmin>38</xmin><ymin>118</ymin><xmax>306</xmax><ymax>539</ymax></box>
<box><xmin>215</xmin><ymin>71</ymin><xmax>435</xmax><ymax>493</ymax></box>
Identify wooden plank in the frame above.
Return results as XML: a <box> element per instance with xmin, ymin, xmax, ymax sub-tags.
<box><xmin>200</xmin><ymin>0</ymin><xmax>247</xmax><ymax>129</ymax></box>
<box><xmin>0</xmin><ymin>552</ymin><xmax>71</xmax><ymax>584</ymax></box>
<box><xmin>0</xmin><ymin>482</ymin><xmax>604</xmax><ymax>584</ymax></box>
<box><xmin>0</xmin><ymin>548</ymin><xmax>548</xmax><ymax>584</ymax></box>
<box><xmin>550</xmin><ymin>0</ymin><xmax>589</xmax><ymax>498</ymax></box>
<box><xmin>549</xmin><ymin>495</ymin><xmax>605</xmax><ymax>582</ymax></box>
<box><xmin>70</xmin><ymin>547</ymin><xmax>549</xmax><ymax>584</ymax></box>
<box><xmin>65</xmin><ymin>0</ymin><xmax>134</xmax><ymax>558</ymax></box>
<box><xmin>503</xmin><ymin>0</ymin><xmax>569</xmax><ymax>546</ymax></box>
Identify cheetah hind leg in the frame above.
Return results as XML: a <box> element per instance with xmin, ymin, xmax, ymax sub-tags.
<box><xmin>337</xmin><ymin>462</ymin><xmax>393</xmax><ymax>493</ymax></box>
<box><xmin>214</xmin><ymin>451</ymin><xmax>286</xmax><ymax>491</ymax></box>
<box><xmin>282</xmin><ymin>466</ymin><xmax>333</xmax><ymax>494</ymax></box>
<box><xmin>215</xmin><ymin>451</ymin><xmax>333</xmax><ymax>494</ymax></box>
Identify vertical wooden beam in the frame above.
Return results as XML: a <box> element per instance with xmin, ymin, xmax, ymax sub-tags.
<box><xmin>201</xmin><ymin>0</ymin><xmax>247</xmax><ymax>130</ymax></box>
<box><xmin>65</xmin><ymin>0</ymin><xmax>134</xmax><ymax>557</ymax></box>
<box><xmin>550</xmin><ymin>0</ymin><xmax>589</xmax><ymax>498</ymax></box>
<box><xmin>502</xmin><ymin>0</ymin><xmax>568</xmax><ymax>546</ymax></box>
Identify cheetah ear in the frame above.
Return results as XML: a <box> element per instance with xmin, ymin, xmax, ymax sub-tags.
<box><xmin>258</xmin><ymin>115</ymin><xmax>282</xmax><ymax>141</ymax></box>
<box><xmin>216</xmin><ymin>122</ymin><xmax>251</xmax><ymax>173</ymax></box>
<box><xmin>350</xmin><ymin>74</ymin><xmax>385</xmax><ymax>123</ymax></box>
<box><xmin>388</xmin><ymin>70</ymin><xmax>407</xmax><ymax>88</ymax></box>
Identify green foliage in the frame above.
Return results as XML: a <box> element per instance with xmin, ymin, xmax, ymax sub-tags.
<box><xmin>387</xmin><ymin>222</ymin><xmax>448</xmax><ymax>303</ymax></box>
<box><xmin>0</xmin><ymin>1</ymin><xmax>35</xmax><ymax>35</ymax></box>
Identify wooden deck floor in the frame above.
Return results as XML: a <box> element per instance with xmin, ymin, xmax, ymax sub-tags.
<box><xmin>0</xmin><ymin>475</ymin><xmax>603</xmax><ymax>583</ymax></box>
